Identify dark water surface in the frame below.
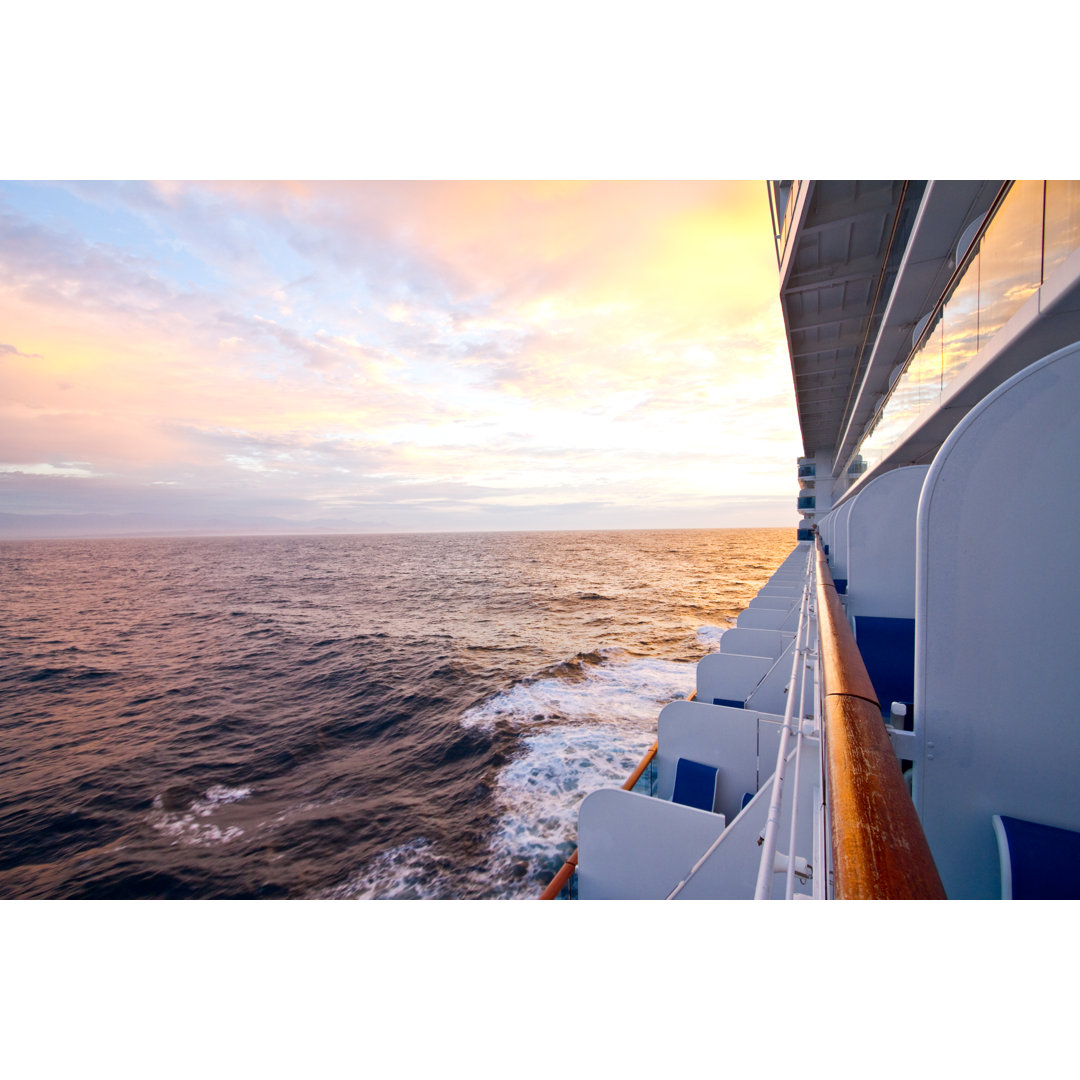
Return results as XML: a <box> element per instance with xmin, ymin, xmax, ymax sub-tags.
<box><xmin>0</xmin><ymin>528</ymin><xmax>793</xmax><ymax>899</ymax></box>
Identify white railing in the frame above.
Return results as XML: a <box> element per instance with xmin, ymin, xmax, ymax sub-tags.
<box><xmin>783</xmin><ymin>632</ymin><xmax>817</xmax><ymax>900</ymax></box>
<box><xmin>754</xmin><ymin>544</ymin><xmax>817</xmax><ymax>900</ymax></box>
<box><xmin>666</xmin><ymin>543</ymin><xmax>821</xmax><ymax>900</ymax></box>
<box><xmin>753</xmin><ymin>584</ymin><xmax>810</xmax><ymax>897</ymax></box>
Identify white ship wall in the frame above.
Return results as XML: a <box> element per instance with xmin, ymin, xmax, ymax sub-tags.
<box><xmin>914</xmin><ymin>342</ymin><xmax>1080</xmax><ymax>898</ymax></box>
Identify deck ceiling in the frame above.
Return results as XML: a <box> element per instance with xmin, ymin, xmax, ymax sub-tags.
<box><xmin>780</xmin><ymin>180</ymin><xmax>907</xmax><ymax>459</ymax></box>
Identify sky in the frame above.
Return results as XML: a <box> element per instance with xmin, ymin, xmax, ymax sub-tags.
<box><xmin>0</xmin><ymin>180</ymin><xmax>801</xmax><ymax>537</ymax></box>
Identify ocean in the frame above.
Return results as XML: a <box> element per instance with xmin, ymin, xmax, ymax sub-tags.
<box><xmin>0</xmin><ymin>527</ymin><xmax>793</xmax><ymax>899</ymax></box>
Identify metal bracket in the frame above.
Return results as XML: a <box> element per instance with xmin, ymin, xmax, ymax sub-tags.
<box><xmin>885</xmin><ymin>726</ymin><xmax>918</xmax><ymax>759</ymax></box>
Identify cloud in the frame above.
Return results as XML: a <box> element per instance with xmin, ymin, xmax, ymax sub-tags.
<box><xmin>0</xmin><ymin>461</ymin><xmax>102</xmax><ymax>477</ymax></box>
<box><xmin>1</xmin><ymin>342</ymin><xmax>43</xmax><ymax>359</ymax></box>
<box><xmin>0</xmin><ymin>180</ymin><xmax>800</xmax><ymax>536</ymax></box>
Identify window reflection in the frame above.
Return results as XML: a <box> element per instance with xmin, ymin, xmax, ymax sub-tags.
<box><xmin>1044</xmin><ymin>180</ymin><xmax>1080</xmax><ymax>280</ymax></box>
<box><xmin>775</xmin><ymin>181</ymin><xmax>802</xmax><ymax>262</ymax></box>
<box><xmin>941</xmin><ymin>249</ymin><xmax>980</xmax><ymax>386</ymax></box>
<box><xmin>978</xmin><ymin>179</ymin><xmax>1042</xmax><ymax>344</ymax></box>
<box><xmin>845</xmin><ymin>180</ymin><xmax>1080</xmax><ymax>481</ymax></box>
<box><xmin>910</xmin><ymin>315</ymin><xmax>943</xmax><ymax>411</ymax></box>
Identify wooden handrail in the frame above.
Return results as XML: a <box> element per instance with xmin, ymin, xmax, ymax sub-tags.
<box><xmin>814</xmin><ymin>536</ymin><xmax>946</xmax><ymax>899</ymax></box>
<box><xmin>622</xmin><ymin>739</ymin><xmax>659</xmax><ymax>793</ymax></box>
<box><xmin>538</xmin><ymin>848</ymin><xmax>578</xmax><ymax>901</ymax></box>
<box><xmin>538</xmin><ymin>691</ymin><xmax>697</xmax><ymax>899</ymax></box>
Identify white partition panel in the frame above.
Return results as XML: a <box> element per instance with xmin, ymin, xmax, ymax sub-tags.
<box><xmin>744</xmin><ymin>637</ymin><xmax>800</xmax><ymax>715</ymax></box>
<box><xmin>576</xmin><ymin>789</ymin><xmax>726</xmax><ymax>899</ymax></box>
<box><xmin>769</xmin><ymin>565</ymin><xmax>808</xmax><ymax>578</ymax></box>
<box><xmin>822</xmin><ymin>511</ymin><xmax>835</xmax><ymax>554</ymax></box>
<box><xmin>696</xmin><ymin>652</ymin><xmax>773</xmax><ymax>706</ymax></box>
<box><xmin>719</xmin><ymin>628</ymin><xmax>794</xmax><ymax>660</ymax></box>
<box><xmin>845</xmin><ymin>465</ymin><xmax>929</xmax><ymax>619</ymax></box>
<box><xmin>737</xmin><ymin>606</ymin><xmax>800</xmax><ymax>631</ymax></box>
<box><xmin>831</xmin><ymin>498</ymin><xmax>855</xmax><ymax>581</ymax></box>
<box><xmin>655</xmin><ymin>700</ymin><xmax>785</xmax><ymax>820</ymax></box>
<box><xmin>771</xmin><ymin>546</ymin><xmax>809</xmax><ymax>581</ymax></box>
<box><xmin>748</xmin><ymin>595</ymin><xmax>798</xmax><ymax>610</ymax></box>
<box><xmin>772</xmin><ymin>544</ymin><xmax>809</xmax><ymax>575</ymax></box>
<box><xmin>915</xmin><ymin>343</ymin><xmax>1080</xmax><ymax>898</ymax></box>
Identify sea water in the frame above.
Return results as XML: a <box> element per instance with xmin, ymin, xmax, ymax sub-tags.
<box><xmin>0</xmin><ymin>528</ymin><xmax>793</xmax><ymax>899</ymax></box>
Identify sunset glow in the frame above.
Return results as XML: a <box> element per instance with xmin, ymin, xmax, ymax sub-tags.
<box><xmin>0</xmin><ymin>180</ymin><xmax>799</xmax><ymax>536</ymax></box>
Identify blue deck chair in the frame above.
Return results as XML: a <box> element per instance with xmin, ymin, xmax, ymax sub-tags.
<box><xmin>853</xmin><ymin>615</ymin><xmax>915</xmax><ymax>718</ymax></box>
<box><xmin>672</xmin><ymin>758</ymin><xmax>719</xmax><ymax>813</ymax></box>
<box><xmin>993</xmin><ymin>814</ymin><xmax>1080</xmax><ymax>899</ymax></box>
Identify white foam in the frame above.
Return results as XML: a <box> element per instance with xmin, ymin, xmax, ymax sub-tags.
<box><xmin>462</xmin><ymin>650</ymin><xmax>695</xmax><ymax>897</ymax></box>
<box><xmin>696</xmin><ymin>624</ymin><xmax>730</xmax><ymax>651</ymax></box>
<box><xmin>328</xmin><ymin>651</ymin><xmax>699</xmax><ymax>898</ymax></box>
<box><xmin>201</xmin><ymin>785</ymin><xmax>252</xmax><ymax>806</ymax></box>
<box><xmin>149</xmin><ymin>785</ymin><xmax>253</xmax><ymax>847</ymax></box>
<box><xmin>460</xmin><ymin>652</ymin><xmax>694</xmax><ymax>732</ymax></box>
<box><xmin>487</xmin><ymin>723</ymin><xmax>656</xmax><ymax>883</ymax></box>
<box><xmin>323</xmin><ymin>838</ymin><xmax>445</xmax><ymax>900</ymax></box>
<box><xmin>329</xmin><ymin>719</ymin><xmax>663</xmax><ymax>898</ymax></box>
<box><xmin>326</xmin><ymin>718</ymin><xmax>661</xmax><ymax>898</ymax></box>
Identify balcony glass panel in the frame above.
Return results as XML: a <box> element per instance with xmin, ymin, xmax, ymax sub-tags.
<box><xmin>858</xmin><ymin>312</ymin><xmax>942</xmax><ymax>473</ymax></box>
<box><xmin>908</xmin><ymin>313</ymin><xmax>943</xmax><ymax>411</ymax></box>
<box><xmin>941</xmin><ymin>247</ymin><xmax>981</xmax><ymax>387</ymax></box>
<box><xmin>978</xmin><ymin>180</ymin><xmax>1043</xmax><ymax>343</ymax></box>
<box><xmin>777</xmin><ymin>181</ymin><xmax>801</xmax><ymax>261</ymax></box>
<box><xmin>845</xmin><ymin>179</ymin><xmax>1078</xmax><ymax>483</ymax></box>
<box><xmin>1043</xmin><ymin>180</ymin><xmax>1080</xmax><ymax>280</ymax></box>
<box><xmin>857</xmin><ymin>396</ymin><xmax>912</xmax><ymax>476</ymax></box>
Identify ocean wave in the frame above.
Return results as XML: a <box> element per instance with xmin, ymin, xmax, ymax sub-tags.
<box><xmin>457</xmin><ymin>650</ymin><xmax>694</xmax><ymax>896</ymax></box>
<box><xmin>532</xmin><ymin>649</ymin><xmax>607</xmax><ymax>682</ymax></box>
<box><xmin>24</xmin><ymin>664</ymin><xmax>117</xmax><ymax>684</ymax></box>
<box><xmin>487</xmin><ymin>722</ymin><xmax>656</xmax><ymax>884</ymax></box>
<box><xmin>459</xmin><ymin>650</ymin><xmax>694</xmax><ymax>732</ymax></box>
<box><xmin>2</xmin><ymin>527</ymin><xmax>797</xmax><ymax>898</ymax></box>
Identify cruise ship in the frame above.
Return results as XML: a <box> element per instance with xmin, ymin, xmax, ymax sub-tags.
<box><xmin>542</xmin><ymin>180</ymin><xmax>1080</xmax><ymax>900</ymax></box>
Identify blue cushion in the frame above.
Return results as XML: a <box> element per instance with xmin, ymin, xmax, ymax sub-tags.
<box><xmin>853</xmin><ymin>616</ymin><xmax>915</xmax><ymax>716</ymax></box>
<box><xmin>712</xmin><ymin>697</ymin><xmax>744</xmax><ymax>708</ymax></box>
<box><xmin>672</xmin><ymin>758</ymin><xmax>718</xmax><ymax>813</ymax></box>
<box><xmin>995</xmin><ymin>815</ymin><xmax>1080</xmax><ymax>899</ymax></box>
